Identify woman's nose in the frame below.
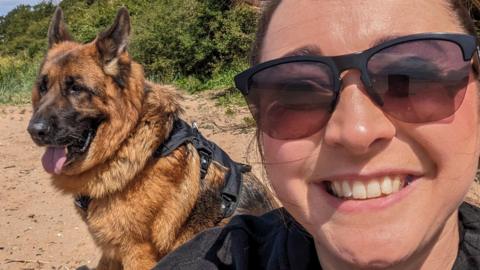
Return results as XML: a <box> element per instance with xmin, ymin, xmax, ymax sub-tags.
<box><xmin>323</xmin><ymin>72</ymin><xmax>396</xmax><ymax>155</ymax></box>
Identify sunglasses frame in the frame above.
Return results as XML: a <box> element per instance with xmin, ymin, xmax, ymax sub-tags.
<box><xmin>234</xmin><ymin>33</ymin><xmax>478</xmax><ymax>106</ymax></box>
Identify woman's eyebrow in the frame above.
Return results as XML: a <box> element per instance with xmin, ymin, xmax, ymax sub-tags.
<box><xmin>371</xmin><ymin>35</ymin><xmax>402</xmax><ymax>47</ymax></box>
<box><xmin>281</xmin><ymin>37</ymin><xmax>405</xmax><ymax>57</ymax></box>
<box><xmin>281</xmin><ymin>37</ymin><xmax>404</xmax><ymax>57</ymax></box>
<box><xmin>371</xmin><ymin>34</ymin><xmax>445</xmax><ymax>53</ymax></box>
<box><xmin>282</xmin><ymin>35</ymin><xmax>445</xmax><ymax>57</ymax></box>
<box><xmin>282</xmin><ymin>45</ymin><xmax>324</xmax><ymax>57</ymax></box>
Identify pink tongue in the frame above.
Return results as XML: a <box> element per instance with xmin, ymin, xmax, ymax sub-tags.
<box><xmin>41</xmin><ymin>147</ymin><xmax>67</xmax><ymax>175</ymax></box>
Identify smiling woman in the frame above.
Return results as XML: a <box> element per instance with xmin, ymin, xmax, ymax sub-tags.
<box><xmin>154</xmin><ymin>0</ymin><xmax>480</xmax><ymax>269</ymax></box>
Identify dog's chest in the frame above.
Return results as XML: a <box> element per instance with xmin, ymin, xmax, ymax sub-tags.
<box><xmin>84</xmin><ymin>197</ymin><xmax>153</xmax><ymax>246</ymax></box>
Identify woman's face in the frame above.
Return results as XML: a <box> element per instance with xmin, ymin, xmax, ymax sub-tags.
<box><xmin>261</xmin><ymin>0</ymin><xmax>480</xmax><ymax>268</ymax></box>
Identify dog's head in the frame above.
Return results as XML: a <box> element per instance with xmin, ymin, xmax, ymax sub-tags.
<box><xmin>28</xmin><ymin>7</ymin><xmax>145</xmax><ymax>175</ymax></box>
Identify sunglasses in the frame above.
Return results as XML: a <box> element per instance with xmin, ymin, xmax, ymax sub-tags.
<box><xmin>234</xmin><ymin>33</ymin><xmax>478</xmax><ymax>140</ymax></box>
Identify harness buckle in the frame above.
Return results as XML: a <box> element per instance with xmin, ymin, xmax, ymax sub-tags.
<box><xmin>190</xmin><ymin>122</ymin><xmax>213</xmax><ymax>180</ymax></box>
<box><xmin>220</xmin><ymin>193</ymin><xmax>237</xmax><ymax>218</ymax></box>
<box><xmin>197</xmin><ymin>148</ymin><xmax>212</xmax><ymax>179</ymax></box>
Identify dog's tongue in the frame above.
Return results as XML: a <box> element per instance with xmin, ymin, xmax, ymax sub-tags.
<box><xmin>42</xmin><ymin>147</ymin><xmax>67</xmax><ymax>174</ymax></box>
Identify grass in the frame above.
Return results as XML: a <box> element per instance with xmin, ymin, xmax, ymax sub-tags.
<box><xmin>0</xmin><ymin>56</ymin><xmax>38</xmax><ymax>105</ymax></box>
<box><xmin>0</xmin><ymin>81</ymin><xmax>34</xmax><ymax>105</ymax></box>
<box><xmin>173</xmin><ymin>61</ymin><xmax>249</xmax><ymax>93</ymax></box>
<box><xmin>215</xmin><ymin>88</ymin><xmax>246</xmax><ymax>107</ymax></box>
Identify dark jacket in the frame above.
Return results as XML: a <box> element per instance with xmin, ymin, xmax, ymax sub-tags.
<box><xmin>153</xmin><ymin>202</ymin><xmax>480</xmax><ymax>270</ymax></box>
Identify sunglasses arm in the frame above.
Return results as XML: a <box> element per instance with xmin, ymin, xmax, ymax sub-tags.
<box><xmin>472</xmin><ymin>46</ymin><xmax>480</xmax><ymax>75</ymax></box>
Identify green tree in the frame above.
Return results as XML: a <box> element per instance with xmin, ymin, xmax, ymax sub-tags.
<box><xmin>0</xmin><ymin>0</ymin><xmax>259</xmax><ymax>92</ymax></box>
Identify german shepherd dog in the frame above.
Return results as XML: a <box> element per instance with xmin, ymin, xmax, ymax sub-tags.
<box><xmin>27</xmin><ymin>7</ymin><xmax>276</xmax><ymax>270</ymax></box>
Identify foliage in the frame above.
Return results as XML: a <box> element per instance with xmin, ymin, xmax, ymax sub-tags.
<box><xmin>0</xmin><ymin>0</ymin><xmax>259</xmax><ymax>104</ymax></box>
<box><xmin>0</xmin><ymin>3</ymin><xmax>56</xmax><ymax>58</ymax></box>
<box><xmin>129</xmin><ymin>0</ymin><xmax>257</xmax><ymax>83</ymax></box>
<box><xmin>215</xmin><ymin>87</ymin><xmax>246</xmax><ymax>108</ymax></box>
<box><xmin>174</xmin><ymin>60</ymin><xmax>249</xmax><ymax>92</ymax></box>
<box><xmin>0</xmin><ymin>56</ymin><xmax>38</xmax><ymax>104</ymax></box>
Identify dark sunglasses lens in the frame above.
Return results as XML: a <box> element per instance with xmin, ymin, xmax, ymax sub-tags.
<box><xmin>246</xmin><ymin>62</ymin><xmax>335</xmax><ymax>140</ymax></box>
<box><xmin>368</xmin><ymin>39</ymin><xmax>470</xmax><ymax>123</ymax></box>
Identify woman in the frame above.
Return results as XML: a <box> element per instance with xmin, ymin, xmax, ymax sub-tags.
<box><xmin>155</xmin><ymin>0</ymin><xmax>480</xmax><ymax>269</ymax></box>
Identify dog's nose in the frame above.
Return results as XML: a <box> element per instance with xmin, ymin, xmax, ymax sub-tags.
<box><xmin>28</xmin><ymin>119</ymin><xmax>51</xmax><ymax>139</ymax></box>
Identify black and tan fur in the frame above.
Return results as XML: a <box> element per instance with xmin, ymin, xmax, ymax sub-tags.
<box><xmin>27</xmin><ymin>7</ymin><xmax>276</xmax><ymax>270</ymax></box>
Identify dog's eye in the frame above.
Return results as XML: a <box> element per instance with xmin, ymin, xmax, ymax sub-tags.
<box><xmin>69</xmin><ymin>84</ymin><xmax>84</xmax><ymax>94</ymax></box>
<box><xmin>39</xmin><ymin>76</ymin><xmax>48</xmax><ymax>95</ymax></box>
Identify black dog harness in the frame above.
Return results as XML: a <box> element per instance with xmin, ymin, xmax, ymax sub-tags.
<box><xmin>75</xmin><ymin>118</ymin><xmax>248</xmax><ymax>218</ymax></box>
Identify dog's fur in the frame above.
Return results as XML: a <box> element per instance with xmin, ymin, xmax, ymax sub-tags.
<box><xmin>28</xmin><ymin>8</ymin><xmax>277</xmax><ymax>270</ymax></box>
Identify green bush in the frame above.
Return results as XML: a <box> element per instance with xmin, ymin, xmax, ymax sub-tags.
<box><xmin>129</xmin><ymin>1</ymin><xmax>257</xmax><ymax>84</ymax></box>
<box><xmin>0</xmin><ymin>56</ymin><xmax>38</xmax><ymax>104</ymax></box>
<box><xmin>0</xmin><ymin>3</ymin><xmax>56</xmax><ymax>58</ymax></box>
<box><xmin>174</xmin><ymin>60</ymin><xmax>249</xmax><ymax>92</ymax></box>
<box><xmin>0</xmin><ymin>0</ymin><xmax>259</xmax><ymax>103</ymax></box>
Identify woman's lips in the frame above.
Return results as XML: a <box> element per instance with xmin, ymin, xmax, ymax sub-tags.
<box><xmin>326</xmin><ymin>175</ymin><xmax>415</xmax><ymax>199</ymax></box>
<box><xmin>313</xmin><ymin>174</ymin><xmax>421</xmax><ymax>212</ymax></box>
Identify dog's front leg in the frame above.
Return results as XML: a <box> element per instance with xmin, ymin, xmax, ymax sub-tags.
<box><xmin>121</xmin><ymin>242</ymin><xmax>158</xmax><ymax>270</ymax></box>
<box><xmin>95</xmin><ymin>254</ymin><xmax>123</xmax><ymax>270</ymax></box>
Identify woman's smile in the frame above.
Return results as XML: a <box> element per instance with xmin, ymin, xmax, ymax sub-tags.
<box><xmin>313</xmin><ymin>173</ymin><xmax>421</xmax><ymax>212</ymax></box>
<box><xmin>325</xmin><ymin>174</ymin><xmax>415</xmax><ymax>199</ymax></box>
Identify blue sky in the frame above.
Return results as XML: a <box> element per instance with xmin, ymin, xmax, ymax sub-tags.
<box><xmin>0</xmin><ymin>0</ymin><xmax>59</xmax><ymax>16</ymax></box>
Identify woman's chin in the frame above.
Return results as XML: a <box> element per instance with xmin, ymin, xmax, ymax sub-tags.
<box><xmin>315</xmin><ymin>234</ymin><xmax>415</xmax><ymax>270</ymax></box>
<box><xmin>307</xmin><ymin>199</ymin><xmax>430</xmax><ymax>269</ymax></box>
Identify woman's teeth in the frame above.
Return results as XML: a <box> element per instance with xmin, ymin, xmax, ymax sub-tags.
<box><xmin>328</xmin><ymin>175</ymin><xmax>410</xmax><ymax>200</ymax></box>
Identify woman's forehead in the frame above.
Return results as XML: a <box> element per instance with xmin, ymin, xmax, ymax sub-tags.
<box><xmin>260</xmin><ymin>0</ymin><xmax>464</xmax><ymax>61</ymax></box>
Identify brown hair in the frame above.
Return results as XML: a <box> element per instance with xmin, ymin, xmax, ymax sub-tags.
<box><xmin>250</xmin><ymin>0</ymin><xmax>479</xmax><ymax>65</ymax></box>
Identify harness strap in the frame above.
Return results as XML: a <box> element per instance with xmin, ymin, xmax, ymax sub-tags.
<box><xmin>75</xmin><ymin>119</ymin><xmax>245</xmax><ymax>219</ymax></box>
<box><xmin>154</xmin><ymin>120</ymin><xmax>213</xmax><ymax>179</ymax></box>
<box><xmin>155</xmin><ymin>119</ymin><xmax>244</xmax><ymax>218</ymax></box>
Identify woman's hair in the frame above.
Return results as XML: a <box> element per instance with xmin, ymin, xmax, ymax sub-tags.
<box><xmin>250</xmin><ymin>0</ymin><xmax>479</xmax><ymax>65</ymax></box>
<box><xmin>249</xmin><ymin>0</ymin><xmax>282</xmax><ymax>66</ymax></box>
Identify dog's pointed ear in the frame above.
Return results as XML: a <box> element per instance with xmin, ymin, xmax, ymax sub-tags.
<box><xmin>48</xmin><ymin>7</ymin><xmax>72</xmax><ymax>48</ymax></box>
<box><xmin>96</xmin><ymin>7</ymin><xmax>131</xmax><ymax>63</ymax></box>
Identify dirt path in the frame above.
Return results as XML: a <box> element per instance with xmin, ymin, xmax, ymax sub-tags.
<box><xmin>0</xmin><ymin>91</ymin><xmax>262</xmax><ymax>270</ymax></box>
<box><xmin>1</xmin><ymin>91</ymin><xmax>479</xmax><ymax>270</ymax></box>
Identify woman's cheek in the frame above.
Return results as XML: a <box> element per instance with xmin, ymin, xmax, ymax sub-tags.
<box><xmin>262</xmin><ymin>131</ymin><xmax>323</xmax><ymax>164</ymax></box>
<box><xmin>262</xmin><ymin>134</ymin><xmax>319</xmax><ymax>212</ymax></box>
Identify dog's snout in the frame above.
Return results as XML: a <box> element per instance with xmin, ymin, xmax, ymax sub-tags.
<box><xmin>28</xmin><ymin>118</ymin><xmax>51</xmax><ymax>140</ymax></box>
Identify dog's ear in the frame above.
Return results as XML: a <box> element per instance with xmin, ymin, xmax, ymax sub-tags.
<box><xmin>96</xmin><ymin>7</ymin><xmax>131</xmax><ymax>64</ymax></box>
<box><xmin>48</xmin><ymin>7</ymin><xmax>72</xmax><ymax>48</ymax></box>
